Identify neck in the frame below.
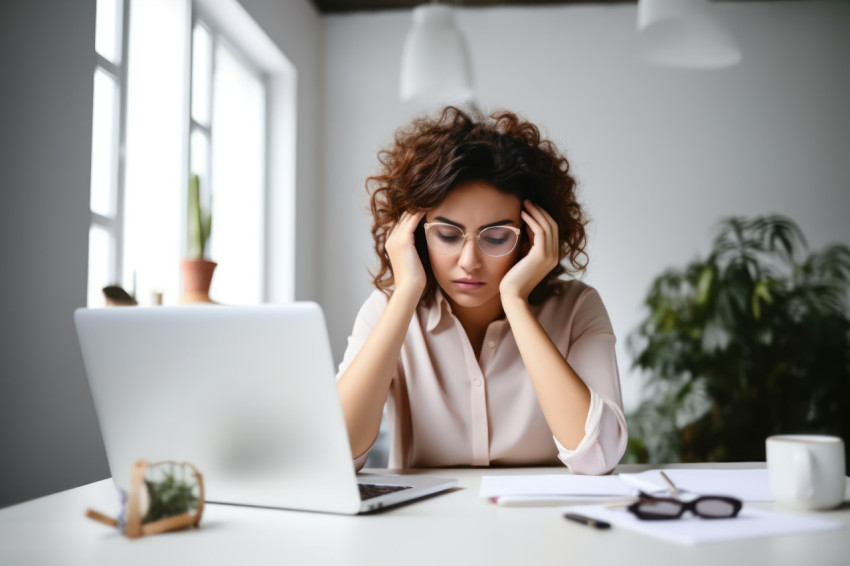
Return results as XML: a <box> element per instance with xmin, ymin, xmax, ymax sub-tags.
<box><xmin>447</xmin><ymin>293</ymin><xmax>504</xmax><ymax>340</ymax></box>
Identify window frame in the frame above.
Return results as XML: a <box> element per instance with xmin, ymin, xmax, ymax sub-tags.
<box><xmin>89</xmin><ymin>0</ymin><xmax>131</xmax><ymax>306</ymax></box>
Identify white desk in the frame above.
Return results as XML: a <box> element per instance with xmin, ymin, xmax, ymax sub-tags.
<box><xmin>2</xmin><ymin>463</ymin><xmax>848</xmax><ymax>566</ymax></box>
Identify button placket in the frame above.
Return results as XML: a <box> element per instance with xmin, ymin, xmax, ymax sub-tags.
<box><xmin>455</xmin><ymin>325</ymin><xmax>489</xmax><ymax>466</ymax></box>
<box><xmin>469</xmin><ymin>357</ymin><xmax>488</xmax><ymax>465</ymax></box>
<box><xmin>479</xmin><ymin>321</ymin><xmax>504</xmax><ymax>368</ymax></box>
<box><xmin>468</xmin><ymin>321</ymin><xmax>505</xmax><ymax>466</ymax></box>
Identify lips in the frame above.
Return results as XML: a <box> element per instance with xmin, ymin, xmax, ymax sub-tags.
<box><xmin>453</xmin><ymin>279</ymin><xmax>485</xmax><ymax>291</ymax></box>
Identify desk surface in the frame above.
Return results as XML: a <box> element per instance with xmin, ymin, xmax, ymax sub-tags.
<box><xmin>2</xmin><ymin>463</ymin><xmax>848</xmax><ymax>566</ymax></box>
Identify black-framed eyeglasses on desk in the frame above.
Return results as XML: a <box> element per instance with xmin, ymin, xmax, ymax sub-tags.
<box><xmin>626</xmin><ymin>470</ymin><xmax>743</xmax><ymax>520</ymax></box>
<box><xmin>627</xmin><ymin>491</ymin><xmax>743</xmax><ymax>520</ymax></box>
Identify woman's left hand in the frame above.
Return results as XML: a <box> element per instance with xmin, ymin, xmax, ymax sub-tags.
<box><xmin>499</xmin><ymin>200</ymin><xmax>560</xmax><ymax>302</ymax></box>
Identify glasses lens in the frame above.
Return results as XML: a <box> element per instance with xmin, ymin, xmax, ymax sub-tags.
<box><xmin>478</xmin><ymin>226</ymin><xmax>518</xmax><ymax>257</ymax></box>
<box><xmin>693</xmin><ymin>498</ymin><xmax>739</xmax><ymax>519</ymax></box>
<box><xmin>425</xmin><ymin>224</ymin><xmax>464</xmax><ymax>255</ymax></box>
<box><xmin>631</xmin><ymin>498</ymin><xmax>683</xmax><ymax>520</ymax></box>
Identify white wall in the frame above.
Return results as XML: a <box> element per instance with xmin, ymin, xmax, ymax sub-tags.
<box><xmin>320</xmin><ymin>1</ymin><xmax>850</xmax><ymax>411</ymax></box>
<box><xmin>236</xmin><ymin>0</ymin><xmax>325</xmax><ymax>303</ymax></box>
<box><xmin>0</xmin><ymin>0</ymin><xmax>323</xmax><ymax>508</ymax></box>
<box><xmin>0</xmin><ymin>0</ymin><xmax>105</xmax><ymax>509</ymax></box>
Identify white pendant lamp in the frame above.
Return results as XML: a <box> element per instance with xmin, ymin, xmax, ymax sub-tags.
<box><xmin>638</xmin><ymin>0</ymin><xmax>742</xmax><ymax>69</ymax></box>
<box><xmin>399</xmin><ymin>4</ymin><xmax>474</xmax><ymax>102</ymax></box>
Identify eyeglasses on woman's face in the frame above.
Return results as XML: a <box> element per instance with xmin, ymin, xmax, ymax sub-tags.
<box><xmin>423</xmin><ymin>222</ymin><xmax>521</xmax><ymax>258</ymax></box>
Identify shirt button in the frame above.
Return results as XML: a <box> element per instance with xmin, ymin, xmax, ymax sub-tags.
<box><xmin>473</xmin><ymin>379</ymin><xmax>482</xmax><ymax>387</ymax></box>
<box><xmin>488</xmin><ymin>340</ymin><xmax>496</xmax><ymax>349</ymax></box>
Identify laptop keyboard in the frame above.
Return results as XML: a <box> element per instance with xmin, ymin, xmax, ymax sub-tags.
<box><xmin>358</xmin><ymin>483</ymin><xmax>413</xmax><ymax>501</ymax></box>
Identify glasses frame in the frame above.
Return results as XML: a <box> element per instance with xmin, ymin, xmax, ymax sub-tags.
<box><xmin>627</xmin><ymin>491</ymin><xmax>742</xmax><ymax>521</ymax></box>
<box><xmin>423</xmin><ymin>222</ymin><xmax>522</xmax><ymax>258</ymax></box>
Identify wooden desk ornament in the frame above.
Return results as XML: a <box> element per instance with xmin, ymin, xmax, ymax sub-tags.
<box><xmin>86</xmin><ymin>459</ymin><xmax>205</xmax><ymax>539</ymax></box>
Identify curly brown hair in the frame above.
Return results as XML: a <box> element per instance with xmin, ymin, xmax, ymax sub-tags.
<box><xmin>368</xmin><ymin>105</ymin><xmax>588</xmax><ymax>306</ymax></box>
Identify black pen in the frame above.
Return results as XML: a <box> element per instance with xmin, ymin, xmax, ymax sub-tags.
<box><xmin>564</xmin><ymin>512</ymin><xmax>611</xmax><ymax>530</ymax></box>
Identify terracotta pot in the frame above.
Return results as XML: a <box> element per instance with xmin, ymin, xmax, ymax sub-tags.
<box><xmin>180</xmin><ymin>259</ymin><xmax>217</xmax><ymax>304</ymax></box>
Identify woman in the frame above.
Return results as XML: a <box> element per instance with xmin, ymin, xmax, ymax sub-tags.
<box><xmin>336</xmin><ymin>106</ymin><xmax>627</xmax><ymax>475</ymax></box>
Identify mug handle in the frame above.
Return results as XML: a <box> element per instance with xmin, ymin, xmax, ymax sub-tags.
<box><xmin>792</xmin><ymin>448</ymin><xmax>816</xmax><ymax>501</ymax></box>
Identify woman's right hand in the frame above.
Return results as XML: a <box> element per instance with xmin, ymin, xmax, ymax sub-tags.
<box><xmin>338</xmin><ymin>210</ymin><xmax>427</xmax><ymax>461</ymax></box>
<box><xmin>385</xmin><ymin>210</ymin><xmax>427</xmax><ymax>297</ymax></box>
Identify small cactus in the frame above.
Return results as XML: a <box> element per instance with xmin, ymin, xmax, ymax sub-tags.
<box><xmin>188</xmin><ymin>174</ymin><xmax>212</xmax><ymax>259</ymax></box>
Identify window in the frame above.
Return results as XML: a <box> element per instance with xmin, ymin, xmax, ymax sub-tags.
<box><xmin>190</xmin><ymin>17</ymin><xmax>267</xmax><ymax>305</ymax></box>
<box><xmin>88</xmin><ymin>0</ymin><xmax>128</xmax><ymax>307</ymax></box>
<box><xmin>89</xmin><ymin>0</ymin><xmax>287</xmax><ymax>307</ymax></box>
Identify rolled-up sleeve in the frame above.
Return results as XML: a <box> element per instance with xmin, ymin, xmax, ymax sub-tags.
<box><xmin>553</xmin><ymin>288</ymin><xmax>628</xmax><ymax>475</ymax></box>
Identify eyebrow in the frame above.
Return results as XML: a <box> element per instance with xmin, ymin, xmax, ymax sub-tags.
<box><xmin>434</xmin><ymin>216</ymin><xmax>516</xmax><ymax>230</ymax></box>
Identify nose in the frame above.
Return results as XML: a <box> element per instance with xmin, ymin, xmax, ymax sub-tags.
<box><xmin>457</xmin><ymin>234</ymin><xmax>481</xmax><ymax>272</ymax></box>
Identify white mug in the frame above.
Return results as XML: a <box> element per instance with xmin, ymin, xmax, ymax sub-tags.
<box><xmin>766</xmin><ymin>435</ymin><xmax>846</xmax><ymax>511</ymax></box>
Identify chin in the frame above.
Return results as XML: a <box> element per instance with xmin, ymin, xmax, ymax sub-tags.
<box><xmin>444</xmin><ymin>289</ymin><xmax>500</xmax><ymax>311</ymax></box>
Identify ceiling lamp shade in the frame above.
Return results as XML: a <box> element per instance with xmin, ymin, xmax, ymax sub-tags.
<box><xmin>638</xmin><ymin>0</ymin><xmax>742</xmax><ymax>69</ymax></box>
<box><xmin>400</xmin><ymin>4</ymin><xmax>474</xmax><ymax>102</ymax></box>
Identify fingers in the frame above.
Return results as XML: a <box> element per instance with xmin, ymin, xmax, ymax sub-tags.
<box><xmin>521</xmin><ymin>200</ymin><xmax>559</xmax><ymax>266</ymax></box>
<box><xmin>386</xmin><ymin>210</ymin><xmax>428</xmax><ymax>295</ymax></box>
<box><xmin>390</xmin><ymin>210</ymin><xmax>425</xmax><ymax>240</ymax></box>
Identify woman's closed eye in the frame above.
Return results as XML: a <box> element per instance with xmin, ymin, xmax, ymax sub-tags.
<box><xmin>435</xmin><ymin>230</ymin><xmax>462</xmax><ymax>243</ymax></box>
<box><xmin>481</xmin><ymin>227</ymin><xmax>514</xmax><ymax>244</ymax></box>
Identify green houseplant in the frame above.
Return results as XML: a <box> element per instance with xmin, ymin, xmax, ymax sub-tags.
<box><xmin>180</xmin><ymin>174</ymin><xmax>216</xmax><ymax>303</ymax></box>
<box><xmin>625</xmin><ymin>215</ymin><xmax>850</xmax><ymax>467</ymax></box>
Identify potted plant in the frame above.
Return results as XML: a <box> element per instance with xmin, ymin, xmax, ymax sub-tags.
<box><xmin>180</xmin><ymin>174</ymin><xmax>216</xmax><ymax>303</ymax></box>
<box><xmin>625</xmin><ymin>215</ymin><xmax>850</xmax><ymax>468</ymax></box>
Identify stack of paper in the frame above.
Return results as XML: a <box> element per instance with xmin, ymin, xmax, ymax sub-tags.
<box><xmin>563</xmin><ymin>504</ymin><xmax>842</xmax><ymax>545</ymax></box>
<box><xmin>618</xmin><ymin>469</ymin><xmax>774</xmax><ymax>501</ymax></box>
<box><xmin>479</xmin><ymin>474</ymin><xmax>637</xmax><ymax>506</ymax></box>
<box><xmin>479</xmin><ymin>469</ymin><xmax>774</xmax><ymax>506</ymax></box>
<box><xmin>480</xmin><ymin>469</ymin><xmax>843</xmax><ymax>544</ymax></box>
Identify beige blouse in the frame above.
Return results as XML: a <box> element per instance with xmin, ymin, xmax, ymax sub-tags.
<box><xmin>336</xmin><ymin>279</ymin><xmax>628</xmax><ymax>475</ymax></box>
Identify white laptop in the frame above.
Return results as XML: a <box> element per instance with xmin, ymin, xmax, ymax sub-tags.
<box><xmin>74</xmin><ymin>303</ymin><xmax>457</xmax><ymax>514</ymax></box>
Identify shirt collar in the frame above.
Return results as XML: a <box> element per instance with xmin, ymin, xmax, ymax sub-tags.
<box><xmin>424</xmin><ymin>289</ymin><xmax>453</xmax><ymax>332</ymax></box>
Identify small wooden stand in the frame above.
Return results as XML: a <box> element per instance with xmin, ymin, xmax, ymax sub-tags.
<box><xmin>86</xmin><ymin>459</ymin><xmax>204</xmax><ymax>539</ymax></box>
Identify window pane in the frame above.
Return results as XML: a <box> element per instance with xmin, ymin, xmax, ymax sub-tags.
<box><xmin>190</xmin><ymin>128</ymin><xmax>210</xmax><ymax>187</ymax></box>
<box><xmin>95</xmin><ymin>0</ymin><xmax>122</xmax><ymax>63</ymax></box>
<box><xmin>192</xmin><ymin>24</ymin><xmax>213</xmax><ymax>126</ymax></box>
<box><xmin>87</xmin><ymin>224</ymin><xmax>115</xmax><ymax>307</ymax></box>
<box><xmin>122</xmin><ymin>0</ymin><xmax>188</xmax><ymax>304</ymax></box>
<box><xmin>90</xmin><ymin>68</ymin><xmax>118</xmax><ymax>217</ymax></box>
<box><xmin>209</xmin><ymin>41</ymin><xmax>265</xmax><ymax>305</ymax></box>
